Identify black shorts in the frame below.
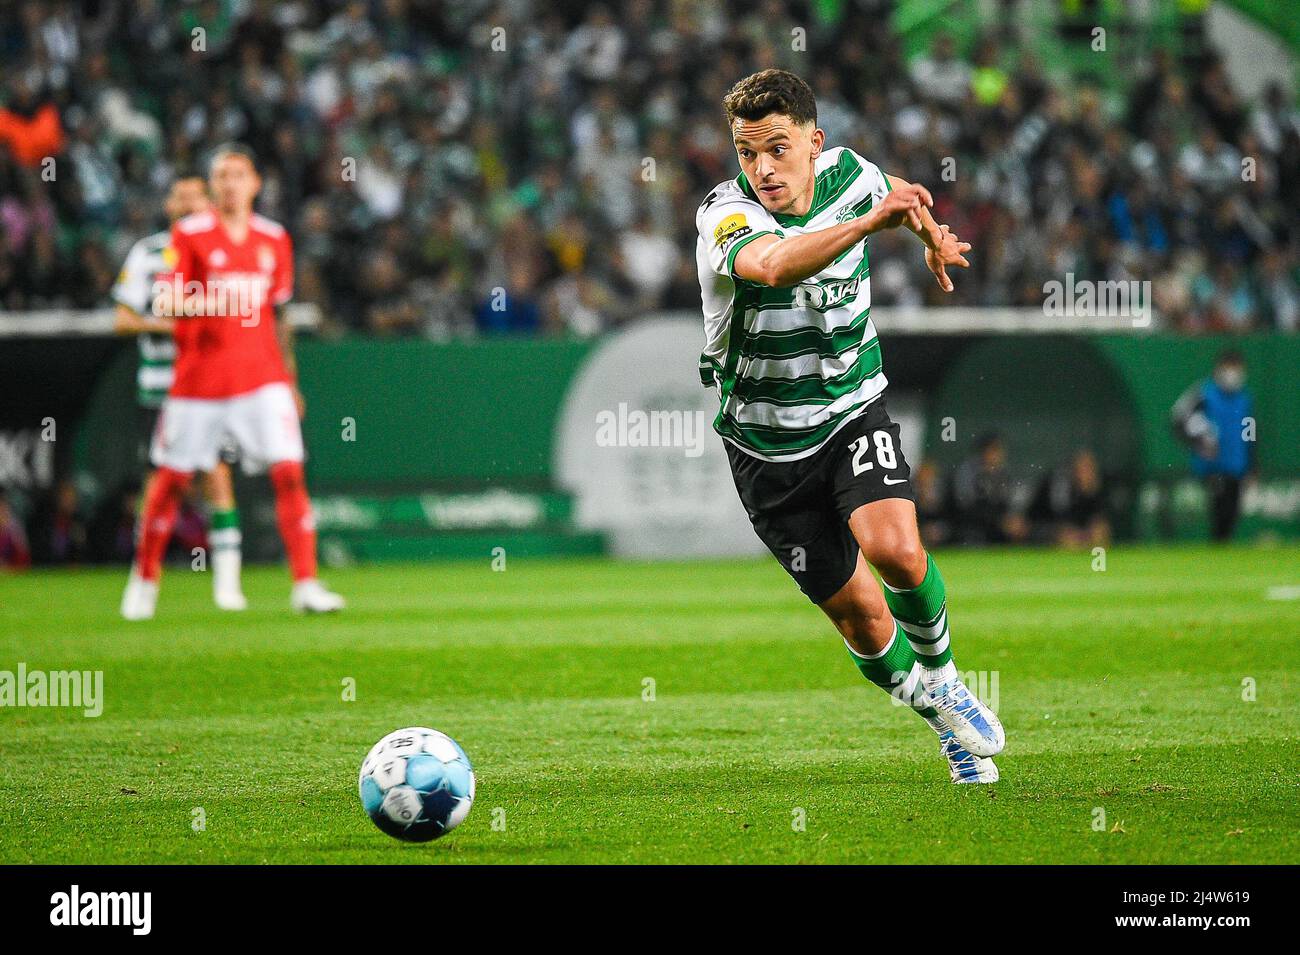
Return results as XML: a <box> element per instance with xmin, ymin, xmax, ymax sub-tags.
<box><xmin>726</xmin><ymin>398</ymin><xmax>914</xmax><ymax>604</ymax></box>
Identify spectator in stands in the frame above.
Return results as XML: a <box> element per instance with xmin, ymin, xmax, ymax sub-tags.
<box><xmin>89</xmin><ymin>484</ymin><xmax>140</xmax><ymax>565</ymax></box>
<box><xmin>1171</xmin><ymin>350</ymin><xmax>1256</xmax><ymax>542</ymax></box>
<box><xmin>0</xmin><ymin>489</ymin><xmax>32</xmax><ymax>571</ymax></box>
<box><xmin>950</xmin><ymin>433</ymin><xmax>1029</xmax><ymax>545</ymax></box>
<box><xmin>1257</xmin><ymin>247</ymin><xmax>1299</xmax><ymax>333</ymax></box>
<box><xmin>914</xmin><ymin>459</ymin><xmax>953</xmax><ymax>548</ymax></box>
<box><xmin>969</xmin><ymin>36</ymin><xmax>1010</xmax><ymax>108</ymax></box>
<box><xmin>618</xmin><ymin>211</ymin><xmax>680</xmax><ymax>312</ymax></box>
<box><xmin>1029</xmin><ymin>449</ymin><xmax>1111</xmax><ymax>548</ymax></box>
<box><xmin>566</xmin><ymin>5</ymin><xmax>626</xmax><ymax>84</ymax></box>
<box><xmin>68</xmin><ymin>237</ymin><xmax>115</xmax><ymax>308</ymax></box>
<box><xmin>361</xmin><ymin>246</ymin><xmax>419</xmax><ymax>336</ymax></box>
<box><xmin>1192</xmin><ymin>260</ymin><xmax>1257</xmax><ymax>333</ymax></box>
<box><xmin>1</xmin><ymin>164</ymin><xmax>57</xmax><ymax>257</ymax></box>
<box><xmin>474</xmin><ymin>262</ymin><xmax>542</xmax><ymax>335</ymax></box>
<box><xmin>29</xmin><ymin>479</ymin><xmax>88</xmax><ymax>565</ymax></box>
<box><xmin>909</xmin><ymin>33</ymin><xmax>972</xmax><ymax>108</ymax></box>
<box><xmin>0</xmin><ymin>76</ymin><xmax>64</xmax><ymax>167</ymax></box>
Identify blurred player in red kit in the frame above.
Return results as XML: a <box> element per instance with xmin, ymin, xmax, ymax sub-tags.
<box><xmin>121</xmin><ymin>144</ymin><xmax>344</xmax><ymax>618</ymax></box>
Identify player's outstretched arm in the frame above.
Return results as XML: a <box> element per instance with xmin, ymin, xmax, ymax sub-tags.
<box><xmin>886</xmin><ymin>174</ymin><xmax>971</xmax><ymax>293</ymax></box>
<box><xmin>114</xmin><ymin>303</ymin><xmax>175</xmax><ymax>335</ymax></box>
<box><xmin>731</xmin><ymin>181</ymin><xmax>941</xmax><ymax>288</ymax></box>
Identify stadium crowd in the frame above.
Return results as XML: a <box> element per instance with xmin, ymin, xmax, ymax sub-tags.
<box><xmin>1</xmin><ymin>0</ymin><xmax>1297</xmax><ymax>337</ymax></box>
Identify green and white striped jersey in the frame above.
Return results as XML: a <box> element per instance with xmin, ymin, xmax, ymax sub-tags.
<box><xmin>696</xmin><ymin>146</ymin><xmax>892</xmax><ymax>462</ymax></box>
<box><xmin>111</xmin><ymin>229</ymin><xmax>177</xmax><ymax>409</ymax></box>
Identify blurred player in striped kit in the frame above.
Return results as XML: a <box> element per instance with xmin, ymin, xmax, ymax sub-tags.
<box><xmin>112</xmin><ymin>175</ymin><xmax>246</xmax><ymax>611</ymax></box>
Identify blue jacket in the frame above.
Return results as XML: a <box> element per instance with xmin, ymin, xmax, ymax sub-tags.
<box><xmin>1181</xmin><ymin>380</ymin><xmax>1254</xmax><ymax>478</ymax></box>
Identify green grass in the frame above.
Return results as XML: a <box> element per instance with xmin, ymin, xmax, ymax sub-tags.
<box><xmin>1</xmin><ymin>545</ymin><xmax>1297</xmax><ymax>864</ymax></box>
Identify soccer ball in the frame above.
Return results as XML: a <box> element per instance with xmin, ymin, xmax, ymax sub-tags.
<box><xmin>358</xmin><ymin>727</ymin><xmax>475</xmax><ymax>842</ymax></box>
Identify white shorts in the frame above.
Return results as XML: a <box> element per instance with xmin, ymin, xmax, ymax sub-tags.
<box><xmin>151</xmin><ymin>382</ymin><xmax>303</xmax><ymax>475</ymax></box>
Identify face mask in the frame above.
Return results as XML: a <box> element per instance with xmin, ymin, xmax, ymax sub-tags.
<box><xmin>1215</xmin><ymin>367</ymin><xmax>1245</xmax><ymax>392</ymax></box>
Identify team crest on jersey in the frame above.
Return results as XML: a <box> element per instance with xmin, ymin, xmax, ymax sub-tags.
<box><xmin>211</xmin><ymin>248</ymin><xmax>228</xmax><ymax>267</ymax></box>
<box><xmin>713</xmin><ymin>213</ymin><xmax>751</xmax><ymax>250</ymax></box>
<box><xmin>836</xmin><ymin>206</ymin><xmax>859</xmax><ymax>223</ymax></box>
<box><xmin>258</xmin><ymin>244</ymin><xmax>275</xmax><ymax>273</ymax></box>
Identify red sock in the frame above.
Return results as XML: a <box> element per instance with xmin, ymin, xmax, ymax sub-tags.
<box><xmin>136</xmin><ymin>467</ymin><xmax>193</xmax><ymax>581</ymax></box>
<box><xmin>270</xmin><ymin>460</ymin><xmax>317</xmax><ymax>582</ymax></box>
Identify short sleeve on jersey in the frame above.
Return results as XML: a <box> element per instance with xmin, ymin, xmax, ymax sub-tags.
<box><xmin>859</xmin><ymin>154</ymin><xmax>892</xmax><ymax>204</ymax></box>
<box><xmin>697</xmin><ymin>190</ymin><xmax>780</xmax><ymax>278</ymax></box>
<box><xmin>111</xmin><ymin>241</ymin><xmax>159</xmax><ymax>315</ymax></box>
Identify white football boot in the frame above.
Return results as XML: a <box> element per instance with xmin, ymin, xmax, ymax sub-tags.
<box><xmin>120</xmin><ymin>569</ymin><xmax>159</xmax><ymax>621</ymax></box>
<box><xmin>290</xmin><ymin>579</ymin><xmax>345</xmax><ymax>613</ymax></box>
<box><xmin>940</xmin><ymin>731</ymin><xmax>1000</xmax><ymax>784</ymax></box>
<box><xmin>214</xmin><ymin>587</ymin><xmax>248</xmax><ymax>611</ymax></box>
<box><xmin>924</xmin><ymin>663</ymin><xmax>1005</xmax><ymax>758</ymax></box>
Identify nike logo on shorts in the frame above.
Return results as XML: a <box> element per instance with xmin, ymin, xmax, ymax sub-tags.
<box><xmin>882</xmin><ymin>476</ymin><xmax>907</xmax><ymax>485</ymax></box>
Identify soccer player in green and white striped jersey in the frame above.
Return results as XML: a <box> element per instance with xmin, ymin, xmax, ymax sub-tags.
<box><xmin>112</xmin><ymin>175</ymin><xmax>246</xmax><ymax>611</ymax></box>
<box><xmin>696</xmin><ymin>69</ymin><xmax>1004</xmax><ymax>783</ymax></box>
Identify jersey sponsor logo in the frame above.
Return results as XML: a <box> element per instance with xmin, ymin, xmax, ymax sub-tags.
<box><xmin>794</xmin><ymin>275</ymin><xmax>861</xmax><ymax>311</ymax></box>
<box><xmin>713</xmin><ymin>213</ymin><xmax>750</xmax><ymax>249</ymax></box>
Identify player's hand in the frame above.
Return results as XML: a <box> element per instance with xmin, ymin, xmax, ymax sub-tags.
<box><xmin>293</xmin><ymin>386</ymin><xmax>306</xmax><ymax>419</ymax></box>
<box><xmin>867</xmin><ymin>183</ymin><xmax>933</xmax><ymax>234</ymax></box>
<box><xmin>924</xmin><ymin>224</ymin><xmax>971</xmax><ymax>293</ymax></box>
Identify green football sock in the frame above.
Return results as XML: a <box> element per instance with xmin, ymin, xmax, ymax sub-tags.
<box><xmin>845</xmin><ymin>621</ymin><xmax>941</xmax><ymax>723</ymax></box>
<box><xmin>882</xmin><ymin>554</ymin><xmax>953</xmax><ymax>669</ymax></box>
<box><xmin>209</xmin><ymin>508</ymin><xmax>241</xmax><ymax>552</ymax></box>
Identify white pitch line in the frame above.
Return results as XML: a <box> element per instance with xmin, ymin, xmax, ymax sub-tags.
<box><xmin>1266</xmin><ymin>585</ymin><xmax>1300</xmax><ymax>600</ymax></box>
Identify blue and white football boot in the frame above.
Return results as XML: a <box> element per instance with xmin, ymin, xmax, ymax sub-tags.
<box><xmin>939</xmin><ymin>731</ymin><xmax>999</xmax><ymax>784</ymax></box>
<box><xmin>925</xmin><ymin>668</ymin><xmax>1005</xmax><ymax>758</ymax></box>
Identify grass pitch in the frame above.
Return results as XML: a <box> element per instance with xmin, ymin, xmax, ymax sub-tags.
<box><xmin>1</xmin><ymin>545</ymin><xmax>1297</xmax><ymax>864</ymax></box>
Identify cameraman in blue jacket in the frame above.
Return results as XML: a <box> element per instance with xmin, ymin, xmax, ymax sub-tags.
<box><xmin>1171</xmin><ymin>350</ymin><xmax>1256</xmax><ymax>541</ymax></box>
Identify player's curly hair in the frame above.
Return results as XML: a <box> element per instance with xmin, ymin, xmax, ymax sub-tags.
<box><xmin>722</xmin><ymin>69</ymin><xmax>817</xmax><ymax>127</ymax></box>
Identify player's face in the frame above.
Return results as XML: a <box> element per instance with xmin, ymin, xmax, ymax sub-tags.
<box><xmin>732</xmin><ymin>113</ymin><xmax>824</xmax><ymax>215</ymax></box>
<box><xmin>164</xmin><ymin>179</ymin><xmax>209</xmax><ymax>222</ymax></box>
<box><xmin>210</xmin><ymin>155</ymin><xmax>261</xmax><ymax>214</ymax></box>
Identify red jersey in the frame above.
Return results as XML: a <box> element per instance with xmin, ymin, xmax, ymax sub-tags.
<box><xmin>167</xmin><ymin>211</ymin><xmax>294</xmax><ymax>399</ymax></box>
